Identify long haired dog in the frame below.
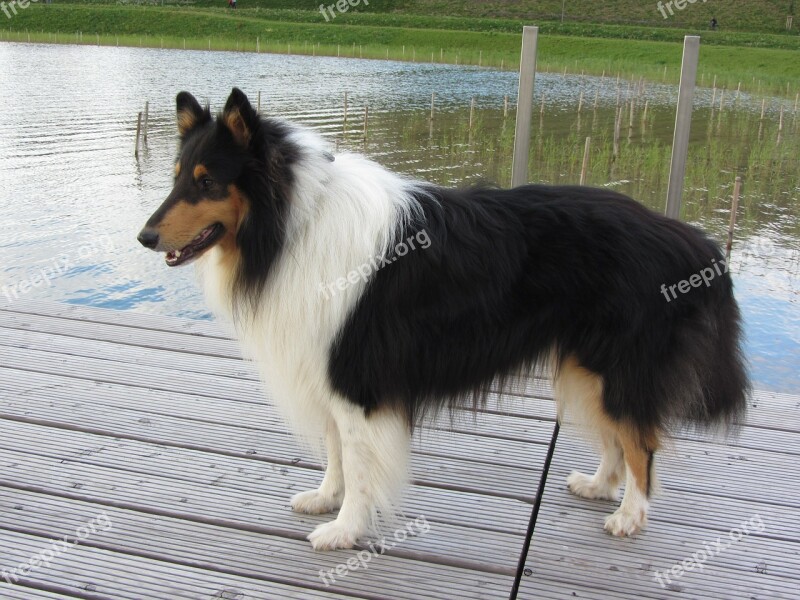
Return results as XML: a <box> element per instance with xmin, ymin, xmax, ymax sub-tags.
<box><xmin>138</xmin><ymin>88</ymin><xmax>749</xmax><ymax>550</ymax></box>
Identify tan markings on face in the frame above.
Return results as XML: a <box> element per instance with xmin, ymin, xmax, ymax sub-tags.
<box><xmin>193</xmin><ymin>164</ymin><xmax>209</xmax><ymax>180</ymax></box>
<box><xmin>155</xmin><ymin>185</ymin><xmax>250</xmax><ymax>255</ymax></box>
<box><xmin>174</xmin><ymin>163</ymin><xmax>181</xmax><ymax>177</ymax></box>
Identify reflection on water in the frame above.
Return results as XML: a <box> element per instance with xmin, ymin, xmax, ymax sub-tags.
<box><xmin>0</xmin><ymin>42</ymin><xmax>797</xmax><ymax>392</ymax></box>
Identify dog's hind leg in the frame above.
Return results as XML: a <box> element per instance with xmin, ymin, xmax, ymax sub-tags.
<box><xmin>307</xmin><ymin>403</ymin><xmax>410</xmax><ymax>551</ymax></box>
<box><xmin>291</xmin><ymin>416</ymin><xmax>345</xmax><ymax>515</ymax></box>
<box><xmin>556</xmin><ymin>357</ymin><xmax>624</xmax><ymax>501</ymax></box>
<box><xmin>567</xmin><ymin>429</ymin><xmax>624</xmax><ymax>501</ymax></box>
<box><xmin>603</xmin><ymin>425</ymin><xmax>659</xmax><ymax>537</ymax></box>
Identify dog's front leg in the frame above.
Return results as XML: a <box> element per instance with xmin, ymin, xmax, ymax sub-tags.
<box><xmin>307</xmin><ymin>404</ymin><xmax>410</xmax><ymax>551</ymax></box>
<box><xmin>291</xmin><ymin>416</ymin><xmax>345</xmax><ymax>514</ymax></box>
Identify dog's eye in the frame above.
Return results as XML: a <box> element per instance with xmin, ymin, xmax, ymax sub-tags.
<box><xmin>198</xmin><ymin>177</ymin><xmax>214</xmax><ymax>191</ymax></box>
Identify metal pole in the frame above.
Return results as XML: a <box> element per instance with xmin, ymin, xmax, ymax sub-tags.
<box><xmin>665</xmin><ymin>35</ymin><xmax>700</xmax><ymax>220</ymax></box>
<box><xmin>511</xmin><ymin>26</ymin><xmax>539</xmax><ymax>188</ymax></box>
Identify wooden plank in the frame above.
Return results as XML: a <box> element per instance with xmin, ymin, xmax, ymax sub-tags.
<box><xmin>0</xmin><ymin>529</ymin><xmax>365</xmax><ymax>600</ymax></box>
<box><xmin>0</xmin><ymin>392</ymin><xmax>544</xmax><ymax>500</ymax></box>
<box><xmin>0</xmin><ymin>430</ymin><xmax>531</xmax><ymax>543</ymax></box>
<box><xmin>0</xmin><ymin>311</ymin><xmax>243</xmax><ymax>360</ymax></box>
<box><xmin>0</xmin><ymin>379</ymin><xmax>547</xmax><ymax>472</ymax></box>
<box><xmin>0</xmin><ymin>300</ymin><xmax>228</xmax><ymax>339</ymax></box>
<box><xmin>518</xmin><ymin>427</ymin><xmax>800</xmax><ymax>599</ymax></box>
<box><xmin>0</xmin><ymin>587</ymin><xmax>82</xmax><ymax>600</ymax></box>
<box><xmin>0</xmin><ymin>489</ymin><xmax>514</xmax><ymax>599</ymax></box>
<box><xmin>2</xmin><ymin>357</ymin><xmax>791</xmax><ymax>457</ymax></box>
<box><xmin>0</xmin><ymin>340</ymin><xmax>556</xmax><ymax>446</ymax></box>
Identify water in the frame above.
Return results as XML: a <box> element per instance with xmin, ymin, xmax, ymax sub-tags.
<box><xmin>0</xmin><ymin>42</ymin><xmax>797</xmax><ymax>392</ymax></box>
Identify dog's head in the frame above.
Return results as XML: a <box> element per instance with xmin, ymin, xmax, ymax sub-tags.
<box><xmin>138</xmin><ymin>88</ymin><xmax>293</xmax><ymax>275</ymax></box>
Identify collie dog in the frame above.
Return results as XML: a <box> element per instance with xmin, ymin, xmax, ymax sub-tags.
<box><xmin>138</xmin><ymin>88</ymin><xmax>749</xmax><ymax>550</ymax></box>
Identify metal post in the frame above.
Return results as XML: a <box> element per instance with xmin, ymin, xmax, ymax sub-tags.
<box><xmin>665</xmin><ymin>35</ymin><xmax>700</xmax><ymax>220</ymax></box>
<box><xmin>511</xmin><ymin>26</ymin><xmax>539</xmax><ymax>188</ymax></box>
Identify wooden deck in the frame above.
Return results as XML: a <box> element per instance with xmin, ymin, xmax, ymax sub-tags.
<box><xmin>0</xmin><ymin>300</ymin><xmax>797</xmax><ymax>599</ymax></box>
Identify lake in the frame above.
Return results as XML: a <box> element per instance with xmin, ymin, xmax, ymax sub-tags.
<box><xmin>0</xmin><ymin>42</ymin><xmax>797</xmax><ymax>392</ymax></box>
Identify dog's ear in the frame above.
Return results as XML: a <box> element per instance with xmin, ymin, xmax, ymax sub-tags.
<box><xmin>222</xmin><ymin>87</ymin><xmax>259</xmax><ymax>147</ymax></box>
<box><xmin>176</xmin><ymin>92</ymin><xmax>210</xmax><ymax>136</ymax></box>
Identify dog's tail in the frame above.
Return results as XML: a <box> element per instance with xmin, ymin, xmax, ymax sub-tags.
<box><xmin>660</xmin><ymin>248</ymin><xmax>750</xmax><ymax>433</ymax></box>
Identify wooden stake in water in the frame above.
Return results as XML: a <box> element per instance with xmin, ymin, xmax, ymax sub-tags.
<box><xmin>760</xmin><ymin>98</ymin><xmax>767</xmax><ymax>120</ymax></box>
<box><xmin>593</xmin><ymin>88</ymin><xmax>599</xmax><ymax>110</ymax></box>
<box><xmin>134</xmin><ymin>112</ymin><xmax>142</xmax><ymax>158</ymax></box>
<box><xmin>363</xmin><ymin>105</ymin><xmax>369</xmax><ymax>141</ymax></box>
<box><xmin>629</xmin><ymin>98</ymin><xmax>635</xmax><ymax>130</ymax></box>
<box><xmin>504</xmin><ymin>95</ymin><xmax>509</xmax><ymax>118</ymax></box>
<box><xmin>257</xmin><ymin>91</ymin><xmax>261</xmax><ymax>113</ymax></box>
<box><xmin>540</xmin><ymin>93</ymin><xmax>546</xmax><ymax>115</ymax></box>
<box><xmin>577</xmin><ymin>90</ymin><xmax>584</xmax><ymax>114</ymax></box>
<box><xmin>469</xmin><ymin>97</ymin><xmax>476</xmax><ymax>131</ymax></box>
<box><xmin>725</xmin><ymin>176</ymin><xmax>742</xmax><ymax>262</ymax></box>
<box><xmin>430</xmin><ymin>93</ymin><xmax>435</xmax><ymax>122</ymax></box>
<box><xmin>343</xmin><ymin>92</ymin><xmax>348</xmax><ymax>132</ymax></box>
<box><xmin>511</xmin><ymin>26</ymin><xmax>539</xmax><ymax>188</ymax></box>
<box><xmin>143</xmin><ymin>101</ymin><xmax>149</xmax><ymax>143</ymax></box>
<box><xmin>580</xmin><ymin>137</ymin><xmax>591</xmax><ymax>185</ymax></box>
<box><xmin>665</xmin><ymin>36</ymin><xmax>700</xmax><ymax>220</ymax></box>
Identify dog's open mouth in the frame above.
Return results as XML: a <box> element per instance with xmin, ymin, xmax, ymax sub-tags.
<box><xmin>165</xmin><ymin>223</ymin><xmax>224</xmax><ymax>267</ymax></box>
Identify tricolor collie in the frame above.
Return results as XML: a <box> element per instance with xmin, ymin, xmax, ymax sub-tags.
<box><xmin>138</xmin><ymin>88</ymin><xmax>749</xmax><ymax>550</ymax></box>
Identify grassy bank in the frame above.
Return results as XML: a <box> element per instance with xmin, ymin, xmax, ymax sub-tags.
<box><xmin>4</xmin><ymin>4</ymin><xmax>800</xmax><ymax>95</ymax></box>
<box><xmin>64</xmin><ymin>0</ymin><xmax>800</xmax><ymax>34</ymax></box>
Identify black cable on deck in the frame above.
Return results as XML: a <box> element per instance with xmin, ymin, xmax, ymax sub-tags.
<box><xmin>509</xmin><ymin>421</ymin><xmax>560</xmax><ymax>599</ymax></box>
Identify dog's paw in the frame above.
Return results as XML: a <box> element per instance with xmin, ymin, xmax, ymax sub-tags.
<box><xmin>307</xmin><ymin>520</ymin><xmax>359</xmax><ymax>551</ymax></box>
<box><xmin>566</xmin><ymin>471</ymin><xmax>620</xmax><ymax>501</ymax></box>
<box><xmin>604</xmin><ymin>508</ymin><xmax>646</xmax><ymax>537</ymax></box>
<box><xmin>290</xmin><ymin>489</ymin><xmax>342</xmax><ymax>515</ymax></box>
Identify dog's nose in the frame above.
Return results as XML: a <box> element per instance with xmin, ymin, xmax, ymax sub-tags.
<box><xmin>137</xmin><ymin>229</ymin><xmax>159</xmax><ymax>249</ymax></box>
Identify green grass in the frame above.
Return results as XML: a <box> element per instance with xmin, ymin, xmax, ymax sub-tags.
<box><xmin>76</xmin><ymin>0</ymin><xmax>799</xmax><ymax>34</ymax></box>
<box><xmin>4</xmin><ymin>3</ymin><xmax>800</xmax><ymax>95</ymax></box>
